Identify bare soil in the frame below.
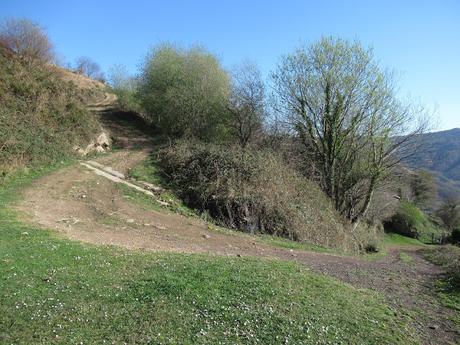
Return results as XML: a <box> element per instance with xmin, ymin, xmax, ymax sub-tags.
<box><xmin>14</xmin><ymin>108</ymin><xmax>459</xmax><ymax>345</ymax></box>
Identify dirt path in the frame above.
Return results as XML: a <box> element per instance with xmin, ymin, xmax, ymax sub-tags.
<box><xmin>14</xmin><ymin>108</ymin><xmax>459</xmax><ymax>345</ymax></box>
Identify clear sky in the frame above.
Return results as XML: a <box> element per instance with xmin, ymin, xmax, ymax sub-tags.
<box><xmin>1</xmin><ymin>0</ymin><xmax>459</xmax><ymax>130</ymax></box>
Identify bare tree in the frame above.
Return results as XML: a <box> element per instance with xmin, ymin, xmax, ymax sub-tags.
<box><xmin>0</xmin><ymin>18</ymin><xmax>55</xmax><ymax>62</ymax></box>
<box><xmin>75</xmin><ymin>56</ymin><xmax>104</xmax><ymax>80</ymax></box>
<box><xmin>228</xmin><ymin>62</ymin><xmax>266</xmax><ymax>147</ymax></box>
<box><xmin>271</xmin><ymin>37</ymin><xmax>430</xmax><ymax>224</ymax></box>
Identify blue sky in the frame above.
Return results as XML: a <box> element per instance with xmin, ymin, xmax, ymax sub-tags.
<box><xmin>1</xmin><ymin>0</ymin><xmax>459</xmax><ymax>130</ymax></box>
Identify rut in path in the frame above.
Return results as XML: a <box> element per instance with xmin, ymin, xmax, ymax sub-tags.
<box><xmin>14</xmin><ymin>104</ymin><xmax>460</xmax><ymax>345</ymax></box>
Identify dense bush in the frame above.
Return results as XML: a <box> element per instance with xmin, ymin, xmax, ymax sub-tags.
<box><xmin>138</xmin><ymin>44</ymin><xmax>230</xmax><ymax>141</ymax></box>
<box><xmin>158</xmin><ymin>140</ymin><xmax>358</xmax><ymax>251</ymax></box>
<box><xmin>386</xmin><ymin>201</ymin><xmax>444</xmax><ymax>243</ymax></box>
<box><xmin>0</xmin><ymin>47</ymin><xmax>99</xmax><ymax>176</ymax></box>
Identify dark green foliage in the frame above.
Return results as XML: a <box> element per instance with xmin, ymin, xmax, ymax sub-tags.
<box><xmin>0</xmin><ymin>48</ymin><xmax>99</xmax><ymax>177</ymax></box>
<box><xmin>158</xmin><ymin>140</ymin><xmax>357</xmax><ymax>251</ymax></box>
<box><xmin>386</xmin><ymin>201</ymin><xmax>445</xmax><ymax>243</ymax></box>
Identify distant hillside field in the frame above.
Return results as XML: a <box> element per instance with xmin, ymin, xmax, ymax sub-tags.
<box><xmin>404</xmin><ymin>128</ymin><xmax>460</xmax><ymax>200</ymax></box>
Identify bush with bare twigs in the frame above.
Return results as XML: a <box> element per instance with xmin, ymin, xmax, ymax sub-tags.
<box><xmin>159</xmin><ymin>140</ymin><xmax>362</xmax><ymax>251</ymax></box>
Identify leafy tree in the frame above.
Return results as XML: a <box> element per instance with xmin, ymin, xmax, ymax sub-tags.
<box><xmin>138</xmin><ymin>44</ymin><xmax>230</xmax><ymax>141</ymax></box>
<box><xmin>410</xmin><ymin>169</ymin><xmax>437</xmax><ymax>208</ymax></box>
<box><xmin>271</xmin><ymin>37</ymin><xmax>430</xmax><ymax>224</ymax></box>
<box><xmin>0</xmin><ymin>18</ymin><xmax>55</xmax><ymax>62</ymax></box>
<box><xmin>228</xmin><ymin>62</ymin><xmax>266</xmax><ymax>147</ymax></box>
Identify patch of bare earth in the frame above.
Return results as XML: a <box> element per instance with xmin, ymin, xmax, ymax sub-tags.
<box><xmin>14</xmin><ymin>108</ymin><xmax>459</xmax><ymax>345</ymax></box>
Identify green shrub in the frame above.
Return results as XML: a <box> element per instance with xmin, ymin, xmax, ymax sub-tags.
<box><xmin>0</xmin><ymin>48</ymin><xmax>99</xmax><ymax>177</ymax></box>
<box><xmin>386</xmin><ymin>201</ymin><xmax>444</xmax><ymax>243</ymax></box>
<box><xmin>159</xmin><ymin>140</ymin><xmax>357</xmax><ymax>251</ymax></box>
<box><xmin>137</xmin><ymin>44</ymin><xmax>231</xmax><ymax>141</ymax></box>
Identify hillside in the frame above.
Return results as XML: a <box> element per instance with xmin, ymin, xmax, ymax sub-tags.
<box><xmin>404</xmin><ymin>128</ymin><xmax>460</xmax><ymax>200</ymax></box>
<box><xmin>0</xmin><ymin>45</ymin><xmax>110</xmax><ymax>178</ymax></box>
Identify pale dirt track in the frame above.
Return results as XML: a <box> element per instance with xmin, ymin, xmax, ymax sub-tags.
<box><xmin>14</xmin><ymin>108</ymin><xmax>459</xmax><ymax>345</ymax></box>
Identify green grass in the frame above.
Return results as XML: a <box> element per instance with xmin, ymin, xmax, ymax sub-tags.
<box><xmin>383</xmin><ymin>233</ymin><xmax>425</xmax><ymax>247</ymax></box>
<box><xmin>0</xmin><ymin>166</ymin><xmax>421</xmax><ymax>344</ymax></box>
<box><xmin>422</xmin><ymin>246</ymin><xmax>460</xmax><ymax>329</ymax></box>
<box><xmin>399</xmin><ymin>252</ymin><xmax>414</xmax><ymax>264</ymax></box>
<box><xmin>388</xmin><ymin>201</ymin><xmax>446</xmax><ymax>244</ymax></box>
<box><xmin>124</xmin><ymin>156</ymin><xmax>198</xmax><ymax>217</ymax></box>
<box><xmin>128</xmin><ymin>156</ymin><xmax>164</xmax><ymax>185</ymax></box>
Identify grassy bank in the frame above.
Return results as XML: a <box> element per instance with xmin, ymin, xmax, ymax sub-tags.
<box><xmin>422</xmin><ymin>246</ymin><xmax>460</xmax><ymax>328</ymax></box>
<box><xmin>0</xmin><ymin>166</ymin><xmax>421</xmax><ymax>344</ymax></box>
<box><xmin>0</xmin><ymin>48</ymin><xmax>100</xmax><ymax>178</ymax></box>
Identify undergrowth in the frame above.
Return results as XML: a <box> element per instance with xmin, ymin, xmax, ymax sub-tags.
<box><xmin>158</xmin><ymin>140</ymin><xmax>358</xmax><ymax>252</ymax></box>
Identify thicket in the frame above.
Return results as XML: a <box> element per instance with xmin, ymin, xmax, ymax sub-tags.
<box><xmin>159</xmin><ymin>140</ymin><xmax>360</xmax><ymax>251</ymax></box>
<box><xmin>0</xmin><ymin>46</ymin><xmax>99</xmax><ymax>177</ymax></box>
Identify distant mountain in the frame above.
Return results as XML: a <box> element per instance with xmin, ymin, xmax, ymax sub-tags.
<box><xmin>404</xmin><ymin>128</ymin><xmax>460</xmax><ymax>201</ymax></box>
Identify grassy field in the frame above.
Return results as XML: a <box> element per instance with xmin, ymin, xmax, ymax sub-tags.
<box><xmin>0</xmin><ymin>166</ymin><xmax>420</xmax><ymax>344</ymax></box>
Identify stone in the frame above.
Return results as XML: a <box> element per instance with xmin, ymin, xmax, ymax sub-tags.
<box><xmin>96</xmin><ymin>132</ymin><xmax>111</xmax><ymax>148</ymax></box>
<box><xmin>95</xmin><ymin>146</ymin><xmax>105</xmax><ymax>153</ymax></box>
<box><xmin>140</xmin><ymin>181</ymin><xmax>163</xmax><ymax>192</ymax></box>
